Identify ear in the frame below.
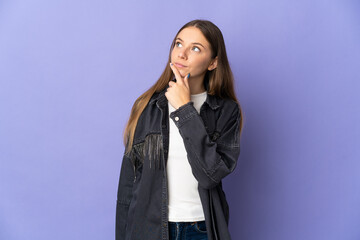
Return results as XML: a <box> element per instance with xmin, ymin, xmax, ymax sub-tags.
<box><xmin>207</xmin><ymin>56</ymin><xmax>218</xmax><ymax>71</ymax></box>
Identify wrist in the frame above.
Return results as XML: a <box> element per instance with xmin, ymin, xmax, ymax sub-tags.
<box><xmin>177</xmin><ymin>101</ymin><xmax>191</xmax><ymax>110</ymax></box>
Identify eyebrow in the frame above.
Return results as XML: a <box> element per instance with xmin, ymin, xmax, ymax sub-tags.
<box><xmin>176</xmin><ymin>37</ymin><xmax>206</xmax><ymax>49</ymax></box>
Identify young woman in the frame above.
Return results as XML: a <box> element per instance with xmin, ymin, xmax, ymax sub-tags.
<box><xmin>116</xmin><ymin>19</ymin><xmax>244</xmax><ymax>240</ymax></box>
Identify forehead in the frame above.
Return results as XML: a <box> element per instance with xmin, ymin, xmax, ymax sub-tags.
<box><xmin>176</xmin><ymin>27</ymin><xmax>210</xmax><ymax>48</ymax></box>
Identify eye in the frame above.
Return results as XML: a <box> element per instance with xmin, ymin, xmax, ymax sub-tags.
<box><xmin>192</xmin><ymin>46</ymin><xmax>200</xmax><ymax>52</ymax></box>
<box><xmin>175</xmin><ymin>41</ymin><xmax>182</xmax><ymax>47</ymax></box>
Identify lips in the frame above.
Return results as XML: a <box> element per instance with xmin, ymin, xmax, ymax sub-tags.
<box><xmin>174</xmin><ymin>62</ymin><xmax>187</xmax><ymax>68</ymax></box>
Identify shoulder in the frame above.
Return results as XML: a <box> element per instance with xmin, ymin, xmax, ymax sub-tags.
<box><xmin>132</xmin><ymin>90</ymin><xmax>164</xmax><ymax>144</ymax></box>
<box><xmin>212</xmin><ymin>97</ymin><xmax>241</xmax><ymax>133</ymax></box>
<box><xmin>148</xmin><ymin>91</ymin><xmax>162</xmax><ymax>105</ymax></box>
<box><xmin>216</xmin><ymin>96</ymin><xmax>240</xmax><ymax>116</ymax></box>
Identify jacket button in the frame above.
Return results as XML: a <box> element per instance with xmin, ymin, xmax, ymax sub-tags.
<box><xmin>175</xmin><ymin>116</ymin><xmax>179</xmax><ymax>121</ymax></box>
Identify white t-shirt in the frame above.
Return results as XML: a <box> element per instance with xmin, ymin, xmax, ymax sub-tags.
<box><xmin>167</xmin><ymin>90</ymin><xmax>207</xmax><ymax>222</ymax></box>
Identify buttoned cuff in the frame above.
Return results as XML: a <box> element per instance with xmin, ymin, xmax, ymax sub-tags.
<box><xmin>169</xmin><ymin>101</ymin><xmax>198</xmax><ymax>128</ymax></box>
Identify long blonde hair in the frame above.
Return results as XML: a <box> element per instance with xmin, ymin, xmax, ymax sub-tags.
<box><xmin>123</xmin><ymin>19</ymin><xmax>244</xmax><ymax>155</ymax></box>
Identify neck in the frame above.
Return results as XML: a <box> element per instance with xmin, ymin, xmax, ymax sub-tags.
<box><xmin>188</xmin><ymin>75</ymin><xmax>206</xmax><ymax>95</ymax></box>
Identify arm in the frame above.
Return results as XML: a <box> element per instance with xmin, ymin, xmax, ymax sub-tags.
<box><xmin>115</xmin><ymin>152</ymin><xmax>135</xmax><ymax>240</ymax></box>
<box><xmin>169</xmin><ymin>101</ymin><xmax>241</xmax><ymax>189</ymax></box>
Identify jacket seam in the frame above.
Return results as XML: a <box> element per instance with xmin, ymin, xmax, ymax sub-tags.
<box><xmin>117</xmin><ymin>199</ymin><xmax>131</xmax><ymax>206</ymax></box>
<box><xmin>217</xmin><ymin>142</ymin><xmax>240</xmax><ymax>149</ymax></box>
<box><xmin>174</xmin><ymin>112</ymin><xmax>197</xmax><ymax>128</ymax></box>
<box><xmin>133</xmin><ymin>131</ymin><xmax>161</xmax><ymax>145</ymax></box>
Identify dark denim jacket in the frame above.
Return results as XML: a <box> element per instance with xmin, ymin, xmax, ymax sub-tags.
<box><xmin>116</xmin><ymin>84</ymin><xmax>241</xmax><ymax>240</ymax></box>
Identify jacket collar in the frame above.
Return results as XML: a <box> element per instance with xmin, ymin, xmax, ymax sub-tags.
<box><xmin>149</xmin><ymin>85</ymin><xmax>220</xmax><ymax>110</ymax></box>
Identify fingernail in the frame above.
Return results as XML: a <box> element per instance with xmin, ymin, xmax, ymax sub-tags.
<box><xmin>187</xmin><ymin>73</ymin><xmax>190</xmax><ymax>78</ymax></box>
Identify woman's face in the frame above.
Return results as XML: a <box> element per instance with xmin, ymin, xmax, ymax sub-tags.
<box><xmin>170</xmin><ymin>26</ymin><xmax>217</xmax><ymax>80</ymax></box>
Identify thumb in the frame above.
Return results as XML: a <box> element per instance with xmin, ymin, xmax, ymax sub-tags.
<box><xmin>184</xmin><ymin>73</ymin><xmax>190</xmax><ymax>88</ymax></box>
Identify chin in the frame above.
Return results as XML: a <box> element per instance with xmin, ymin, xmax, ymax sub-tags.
<box><xmin>178</xmin><ymin>71</ymin><xmax>186</xmax><ymax>78</ymax></box>
<box><xmin>181</xmin><ymin>70</ymin><xmax>191</xmax><ymax>77</ymax></box>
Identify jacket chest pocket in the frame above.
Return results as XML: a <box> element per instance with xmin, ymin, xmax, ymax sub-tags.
<box><xmin>131</xmin><ymin>133</ymin><xmax>164</xmax><ymax>174</ymax></box>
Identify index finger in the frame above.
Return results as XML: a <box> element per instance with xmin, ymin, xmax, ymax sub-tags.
<box><xmin>170</xmin><ymin>63</ymin><xmax>184</xmax><ymax>84</ymax></box>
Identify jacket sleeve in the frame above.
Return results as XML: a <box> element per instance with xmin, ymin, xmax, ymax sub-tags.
<box><xmin>115</xmin><ymin>151</ymin><xmax>135</xmax><ymax>240</ymax></box>
<box><xmin>169</xmin><ymin>101</ymin><xmax>241</xmax><ymax>189</ymax></box>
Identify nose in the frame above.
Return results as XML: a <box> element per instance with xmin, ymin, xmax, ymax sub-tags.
<box><xmin>178</xmin><ymin>48</ymin><xmax>187</xmax><ymax>59</ymax></box>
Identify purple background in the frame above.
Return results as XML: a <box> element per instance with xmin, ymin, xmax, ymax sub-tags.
<box><xmin>1</xmin><ymin>0</ymin><xmax>359</xmax><ymax>239</ymax></box>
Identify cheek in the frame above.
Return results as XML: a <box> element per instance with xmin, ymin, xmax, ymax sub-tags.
<box><xmin>192</xmin><ymin>57</ymin><xmax>210</xmax><ymax>71</ymax></box>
